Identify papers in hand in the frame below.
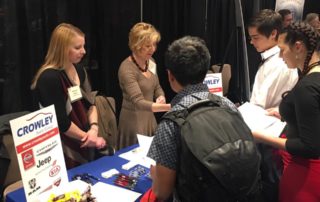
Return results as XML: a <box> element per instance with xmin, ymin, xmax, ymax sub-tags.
<box><xmin>119</xmin><ymin>134</ymin><xmax>155</xmax><ymax>168</ymax></box>
<box><xmin>238</xmin><ymin>102</ymin><xmax>286</xmax><ymax>137</ymax></box>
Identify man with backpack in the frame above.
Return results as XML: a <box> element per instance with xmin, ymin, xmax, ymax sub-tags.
<box><xmin>147</xmin><ymin>36</ymin><xmax>262</xmax><ymax>202</ymax></box>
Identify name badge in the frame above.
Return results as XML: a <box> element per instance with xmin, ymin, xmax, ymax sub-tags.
<box><xmin>68</xmin><ymin>86</ymin><xmax>82</xmax><ymax>103</ymax></box>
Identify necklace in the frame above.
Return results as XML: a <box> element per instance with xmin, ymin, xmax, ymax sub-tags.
<box><xmin>308</xmin><ymin>61</ymin><xmax>320</xmax><ymax>70</ymax></box>
<box><xmin>306</xmin><ymin>61</ymin><xmax>320</xmax><ymax>75</ymax></box>
<box><xmin>131</xmin><ymin>55</ymin><xmax>148</xmax><ymax>72</ymax></box>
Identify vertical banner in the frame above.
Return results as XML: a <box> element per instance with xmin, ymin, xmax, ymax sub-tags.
<box><xmin>203</xmin><ymin>73</ymin><xmax>223</xmax><ymax>96</ymax></box>
<box><xmin>9</xmin><ymin>105</ymin><xmax>68</xmax><ymax>202</ymax></box>
<box><xmin>275</xmin><ymin>0</ymin><xmax>305</xmax><ymax>21</ymax></box>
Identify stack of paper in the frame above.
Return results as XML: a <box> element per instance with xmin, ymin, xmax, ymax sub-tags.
<box><xmin>238</xmin><ymin>102</ymin><xmax>286</xmax><ymax>137</ymax></box>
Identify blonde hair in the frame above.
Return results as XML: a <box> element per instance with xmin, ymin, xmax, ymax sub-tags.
<box><xmin>128</xmin><ymin>22</ymin><xmax>161</xmax><ymax>52</ymax></box>
<box><xmin>31</xmin><ymin>23</ymin><xmax>84</xmax><ymax>89</ymax></box>
<box><xmin>305</xmin><ymin>13</ymin><xmax>319</xmax><ymax>24</ymax></box>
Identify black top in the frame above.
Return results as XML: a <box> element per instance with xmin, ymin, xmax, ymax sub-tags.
<box><xmin>280</xmin><ymin>72</ymin><xmax>320</xmax><ymax>158</ymax></box>
<box><xmin>34</xmin><ymin>66</ymin><xmax>86</xmax><ymax>132</ymax></box>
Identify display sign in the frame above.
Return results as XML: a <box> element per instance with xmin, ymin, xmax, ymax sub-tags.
<box><xmin>10</xmin><ymin>105</ymin><xmax>68</xmax><ymax>202</ymax></box>
<box><xmin>203</xmin><ymin>73</ymin><xmax>223</xmax><ymax>96</ymax></box>
<box><xmin>275</xmin><ymin>0</ymin><xmax>305</xmax><ymax>21</ymax></box>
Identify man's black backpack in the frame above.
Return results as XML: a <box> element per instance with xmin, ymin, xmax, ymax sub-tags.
<box><xmin>163</xmin><ymin>93</ymin><xmax>261</xmax><ymax>202</ymax></box>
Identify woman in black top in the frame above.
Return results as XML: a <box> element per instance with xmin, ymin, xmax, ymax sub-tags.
<box><xmin>31</xmin><ymin>23</ymin><xmax>106</xmax><ymax>168</ymax></box>
<box><xmin>252</xmin><ymin>22</ymin><xmax>320</xmax><ymax>202</ymax></box>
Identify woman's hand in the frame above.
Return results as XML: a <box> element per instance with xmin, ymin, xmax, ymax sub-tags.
<box><xmin>266</xmin><ymin>107</ymin><xmax>281</xmax><ymax>119</ymax></box>
<box><xmin>95</xmin><ymin>137</ymin><xmax>106</xmax><ymax>149</ymax></box>
<box><xmin>81</xmin><ymin>128</ymin><xmax>98</xmax><ymax>148</ymax></box>
<box><xmin>156</xmin><ymin>96</ymin><xmax>166</xmax><ymax>104</ymax></box>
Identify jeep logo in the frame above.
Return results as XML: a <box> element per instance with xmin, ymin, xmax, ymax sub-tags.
<box><xmin>36</xmin><ymin>156</ymin><xmax>51</xmax><ymax>168</ymax></box>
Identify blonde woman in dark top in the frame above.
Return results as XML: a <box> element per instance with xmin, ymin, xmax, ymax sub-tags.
<box><xmin>118</xmin><ymin>22</ymin><xmax>171</xmax><ymax>149</ymax></box>
<box><xmin>31</xmin><ymin>23</ymin><xmax>106</xmax><ymax>168</ymax></box>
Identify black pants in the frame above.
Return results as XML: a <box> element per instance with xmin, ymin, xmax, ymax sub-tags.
<box><xmin>257</xmin><ymin>144</ymin><xmax>282</xmax><ymax>202</ymax></box>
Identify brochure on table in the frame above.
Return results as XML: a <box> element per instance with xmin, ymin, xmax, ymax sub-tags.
<box><xmin>203</xmin><ymin>73</ymin><xmax>223</xmax><ymax>96</ymax></box>
<box><xmin>92</xmin><ymin>182</ymin><xmax>141</xmax><ymax>202</ymax></box>
<box><xmin>9</xmin><ymin>105</ymin><xmax>68</xmax><ymax>202</ymax></box>
<box><xmin>119</xmin><ymin>134</ymin><xmax>155</xmax><ymax>168</ymax></box>
<box><xmin>238</xmin><ymin>102</ymin><xmax>286</xmax><ymax>137</ymax></box>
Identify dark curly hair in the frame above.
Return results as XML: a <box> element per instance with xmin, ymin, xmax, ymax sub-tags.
<box><xmin>165</xmin><ymin>36</ymin><xmax>211</xmax><ymax>86</ymax></box>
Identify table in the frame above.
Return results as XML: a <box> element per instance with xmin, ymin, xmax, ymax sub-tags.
<box><xmin>6</xmin><ymin>145</ymin><xmax>152</xmax><ymax>202</ymax></box>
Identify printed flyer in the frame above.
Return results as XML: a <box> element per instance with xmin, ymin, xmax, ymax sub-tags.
<box><xmin>9</xmin><ymin>105</ymin><xmax>68</xmax><ymax>202</ymax></box>
<box><xmin>203</xmin><ymin>73</ymin><xmax>223</xmax><ymax>96</ymax></box>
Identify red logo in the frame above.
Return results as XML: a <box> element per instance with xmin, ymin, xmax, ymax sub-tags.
<box><xmin>21</xmin><ymin>149</ymin><xmax>35</xmax><ymax>170</ymax></box>
<box><xmin>53</xmin><ymin>178</ymin><xmax>61</xmax><ymax>187</ymax></box>
<box><xmin>49</xmin><ymin>165</ymin><xmax>60</xmax><ymax>177</ymax></box>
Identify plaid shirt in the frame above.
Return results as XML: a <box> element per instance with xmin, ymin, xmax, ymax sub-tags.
<box><xmin>147</xmin><ymin>83</ymin><xmax>237</xmax><ymax>170</ymax></box>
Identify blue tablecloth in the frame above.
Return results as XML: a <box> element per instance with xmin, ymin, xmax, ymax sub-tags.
<box><xmin>6</xmin><ymin>145</ymin><xmax>152</xmax><ymax>202</ymax></box>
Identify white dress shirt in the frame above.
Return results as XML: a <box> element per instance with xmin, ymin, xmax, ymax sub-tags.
<box><xmin>250</xmin><ymin>46</ymin><xmax>298</xmax><ymax>109</ymax></box>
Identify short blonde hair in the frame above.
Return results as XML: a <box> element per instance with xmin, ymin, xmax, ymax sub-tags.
<box><xmin>128</xmin><ymin>22</ymin><xmax>161</xmax><ymax>52</ymax></box>
<box><xmin>31</xmin><ymin>23</ymin><xmax>84</xmax><ymax>89</ymax></box>
<box><xmin>305</xmin><ymin>13</ymin><xmax>319</xmax><ymax>24</ymax></box>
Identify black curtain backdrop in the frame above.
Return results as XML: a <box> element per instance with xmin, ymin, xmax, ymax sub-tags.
<box><xmin>143</xmin><ymin>0</ymin><xmax>207</xmax><ymax>103</ymax></box>
<box><xmin>1</xmin><ymin>0</ymin><xmax>319</xmax><ymax>115</ymax></box>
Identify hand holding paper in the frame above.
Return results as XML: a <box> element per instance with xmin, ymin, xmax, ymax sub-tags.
<box><xmin>238</xmin><ymin>102</ymin><xmax>286</xmax><ymax>137</ymax></box>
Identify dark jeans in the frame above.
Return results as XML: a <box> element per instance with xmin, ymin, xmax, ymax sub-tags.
<box><xmin>257</xmin><ymin>144</ymin><xmax>283</xmax><ymax>202</ymax></box>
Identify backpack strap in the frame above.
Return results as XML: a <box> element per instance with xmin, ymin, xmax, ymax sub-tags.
<box><xmin>162</xmin><ymin>109</ymin><xmax>187</xmax><ymax>127</ymax></box>
<box><xmin>187</xmin><ymin>93</ymin><xmax>221</xmax><ymax>113</ymax></box>
<box><xmin>163</xmin><ymin>93</ymin><xmax>222</xmax><ymax>125</ymax></box>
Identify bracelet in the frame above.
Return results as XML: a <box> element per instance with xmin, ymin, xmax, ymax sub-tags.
<box><xmin>90</xmin><ymin>122</ymin><xmax>99</xmax><ymax>127</ymax></box>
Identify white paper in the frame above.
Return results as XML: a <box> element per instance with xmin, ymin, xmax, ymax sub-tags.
<box><xmin>137</xmin><ymin>134</ymin><xmax>153</xmax><ymax>157</ymax></box>
<box><xmin>118</xmin><ymin>134</ymin><xmax>155</xmax><ymax>168</ymax></box>
<box><xmin>263</xmin><ymin>120</ymin><xmax>287</xmax><ymax>138</ymax></box>
<box><xmin>238</xmin><ymin>102</ymin><xmax>286</xmax><ymax>137</ymax></box>
<box><xmin>92</xmin><ymin>182</ymin><xmax>141</xmax><ymax>202</ymax></box>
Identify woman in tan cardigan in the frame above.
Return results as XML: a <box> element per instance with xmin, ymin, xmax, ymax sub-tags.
<box><xmin>118</xmin><ymin>22</ymin><xmax>170</xmax><ymax>149</ymax></box>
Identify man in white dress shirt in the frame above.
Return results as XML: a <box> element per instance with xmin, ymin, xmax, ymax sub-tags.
<box><xmin>247</xmin><ymin>9</ymin><xmax>298</xmax><ymax>202</ymax></box>
<box><xmin>248</xmin><ymin>9</ymin><xmax>298</xmax><ymax>109</ymax></box>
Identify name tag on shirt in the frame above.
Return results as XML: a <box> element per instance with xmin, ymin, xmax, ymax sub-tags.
<box><xmin>68</xmin><ymin>86</ymin><xmax>82</xmax><ymax>103</ymax></box>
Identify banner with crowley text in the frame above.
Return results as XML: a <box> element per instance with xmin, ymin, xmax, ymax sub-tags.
<box><xmin>203</xmin><ymin>73</ymin><xmax>223</xmax><ymax>96</ymax></box>
<box><xmin>10</xmin><ymin>105</ymin><xmax>68</xmax><ymax>202</ymax></box>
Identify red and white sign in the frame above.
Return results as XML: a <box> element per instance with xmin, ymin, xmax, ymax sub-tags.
<box><xmin>10</xmin><ymin>105</ymin><xmax>68</xmax><ymax>202</ymax></box>
<box><xmin>203</xmin><ymin>73</ymin><xmax>223</xmax><ymax>96</ymax></box>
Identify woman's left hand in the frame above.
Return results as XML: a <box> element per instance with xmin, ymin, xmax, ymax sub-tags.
<box><xmin>81</xmin><ymin>128</ymin><xmax>98</xmax><ymax>148</ymax></box>
<box><xmin>156</xmin><ymin>96</ymin><xmax>166</xmax><ymax>104</ymax></box>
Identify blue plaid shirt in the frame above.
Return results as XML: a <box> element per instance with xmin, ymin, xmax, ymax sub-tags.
<box><xmin>147</xmin><ymin>83</ymin><xmax>237</xmax><ymax>170</ymax></box>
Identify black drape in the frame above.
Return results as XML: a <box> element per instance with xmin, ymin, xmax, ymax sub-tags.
<box><xmin>143</xmin><ymin>0</ymin><xmax>207</xmax><ymax>103</ymax></box>
<box><xmin>1</xmin><ymin>0</ymin><xmax>320</xmax><ymax>115</ymax></box>
<box><xmin>0</xmin><ymin>0</ymin><xmax>141</xmax><ymax>116</ymax></box>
